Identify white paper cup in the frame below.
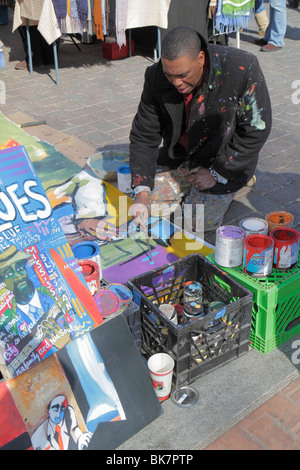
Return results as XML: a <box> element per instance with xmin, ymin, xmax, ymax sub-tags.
<box><xmin>147</xmin><ymin>353</ymin><xmax>175</xmax><ymax>401</ymax></box>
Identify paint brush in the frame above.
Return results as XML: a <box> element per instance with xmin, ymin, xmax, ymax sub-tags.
<box><xmin>135</xmin><ymin>212</ymin><xmax>153</xmax><ymax>263</ymax></box>
<box><xmin>141</xmin><ymin>224</ymin><xmax>153</xmax><ymax>263</ymax></box>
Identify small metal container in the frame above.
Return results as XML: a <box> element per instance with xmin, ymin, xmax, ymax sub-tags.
<box><xmin>183</xmin><ymin>281</ymin><xmax>203</xmax><ymax>318</ymax></box>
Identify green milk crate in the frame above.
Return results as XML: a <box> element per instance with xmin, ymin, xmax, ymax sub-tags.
<box><xmin>207</xmin><ymin>253</ymin><xmax>300</xmax><ymax>353</ymax></box>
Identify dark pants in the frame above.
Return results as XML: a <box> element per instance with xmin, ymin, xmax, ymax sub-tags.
<box><xmin>18</xmin><ymin>25</ymin><xmax>57</xmax><ymax>66</ymax></box>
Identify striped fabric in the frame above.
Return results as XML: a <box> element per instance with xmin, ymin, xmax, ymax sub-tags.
<box><xmin>12</xmin><ymin>0</ymin><xmax>61</xmax><ymax>44</ymax></box>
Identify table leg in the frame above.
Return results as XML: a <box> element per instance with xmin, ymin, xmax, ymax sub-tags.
<box><xmin>25</xmin><ymin>19</ymin><xmax>33</xmax><ymax>75</ymax></box>
<box><xmin>53</xmin><ymin>40</ymin><xmax>59</xmax><ymax>85</ymax></box>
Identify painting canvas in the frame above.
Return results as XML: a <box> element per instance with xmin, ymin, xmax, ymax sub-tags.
<box><xmin>0</xmin><ymin>113</ymin><xmax>213</xmax><ymax>259</ymax></box>
<box><xmin>0</xmin><ymin>145</ymin><xmax>103</xmax><ymax>380</ymax></box>
<box><xmin>0</xmin><ymin>315</ymin><xmax>162</xmax><ymax>450</ymax></box>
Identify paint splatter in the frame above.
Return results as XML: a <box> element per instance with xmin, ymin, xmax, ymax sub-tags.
<box><xmin>198</xmin><ymin>103</ymin><xmax>205</xmax><ymax>115</ymax></box>
<box><xmin>250</xmin><ymin>95</ymin><xmax>266</xmax><ymax>130</ymax></box>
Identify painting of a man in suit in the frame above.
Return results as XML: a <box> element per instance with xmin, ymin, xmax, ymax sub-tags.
<box><xmin>0</xmin><ymin>245</ymin><xmax>67</xmax><ymax>346</ymax></box>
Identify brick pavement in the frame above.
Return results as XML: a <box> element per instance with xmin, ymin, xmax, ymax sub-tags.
<box><xmin>206</xmin><ymin>376</ymin><xmax>300</xmax><ymax>450</ymax></box>
<box><xmin>0</xmin><ymin>3</ymin><xmax>300</xmax><ymax>451</ymax></box>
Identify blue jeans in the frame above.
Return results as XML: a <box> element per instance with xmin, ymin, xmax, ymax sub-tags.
<box><xmin>264</xmin><ymin>0</ymin><xmax>287</xmax><ymax>47</ymax></box>
<box><xmin>255</xmin><ymin>0</ymin><xmax>265</xmax><ymax>13</ymax></box>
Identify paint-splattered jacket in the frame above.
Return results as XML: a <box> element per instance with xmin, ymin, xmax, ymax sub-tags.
<box><xmin>129</xmin><ymin>35</ymin><xmax>272</xmax><ymax>194</ymax></box>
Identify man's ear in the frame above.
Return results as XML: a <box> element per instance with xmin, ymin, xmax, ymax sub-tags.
<box><xmin>198</xmin><ymin>50</ymin><xmax>205</xmax><ymax>68</ymax></box>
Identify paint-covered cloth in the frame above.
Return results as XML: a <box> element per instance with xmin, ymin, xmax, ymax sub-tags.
<box><xmin>149</xmin><ymin>163</ymin><xmax>235</xmax><ymax>234</ymax></box>
<box><xmin>129</xmin><ymin>32</ymin><xmax>272</xmax><ymax>195</ymax></box>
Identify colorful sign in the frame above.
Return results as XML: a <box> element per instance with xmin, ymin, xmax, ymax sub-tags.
<box><xmin>0</xmin><ymin>145</ymin><xmax>103</xmax><ymax>379</ymax></box>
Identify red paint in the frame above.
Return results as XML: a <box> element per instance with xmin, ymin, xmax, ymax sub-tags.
<box><xmin>49</xmin><ymin>249</ymin><xmax>103</xmax><ymax>326</ymax></box>
<box><xmin>79</xmin><ymin>260</ymin><xmax>100</xmax><ymax>295</ymax></box>
<box><xmin>243</xmin><ymin>234</ymin><xmax>274</xmax><ymax>276</ymax></box>
<box><xmin>270</xmin><ymin>227</ymin><xmax>300</xmax><ymax>269</ymax></box>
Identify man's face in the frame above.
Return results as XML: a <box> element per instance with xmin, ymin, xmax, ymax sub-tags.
<box><xmin>0</xmin><ymin>261</ymin><xmax>33</xmax><ymax>303</ymax></box>
<box><xmin>48</xmin><ymin>396</ymin><xmax>68</xmax><ymax>425</ymax></box>
<box><xmin>162</xmin><ymin>51</ymin><xmax>205</xmax><ymax>95</ymax></box>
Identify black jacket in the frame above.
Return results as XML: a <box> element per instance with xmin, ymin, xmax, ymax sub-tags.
<box><xmin>129</xmin><ymin>34</ymin><xmax>272</xmax><ymax>194</ymax></box>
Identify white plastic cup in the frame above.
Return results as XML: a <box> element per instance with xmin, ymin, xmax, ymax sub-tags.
<box><xmin>147</xmin><ymin>353</ymin><xmax>175</xmax><ymax>401</ymax></box>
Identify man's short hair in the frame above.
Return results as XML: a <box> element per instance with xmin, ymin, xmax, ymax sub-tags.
<box><xmin>161</xmin><ymin>26</ymin><xmax>202</xmax><ymax>61</ymax></box>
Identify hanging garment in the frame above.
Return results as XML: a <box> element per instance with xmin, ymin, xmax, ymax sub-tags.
<box><xmin>94</xmin><ymin>0</ymin><xmax>104</xmax><ymax>39</ymax></box>
<box><xmin>101</xmin><ymin>0</ymin><xmax>107</xmax><ymax>36</ymax></box>
<box><xmin>126</xmin><ymin>0</ymin><xmax>171</xmax><ymax>29</ymax></box>
<box><xmin>52</xmin><ymin>0</ymin><xmax>67</xmax><ymax>29</ymax></box>
<box><xmin>215</xmin><ymin>0</ymin><xmax>255</xmax><ymax>33</ymax></box>
<box><xmin>115</xmin><ymin>0</ymin><xmax>128</xmax><ymax>48</ymax></box>
<box><xmin>75</xmin><ymin>0</ymin><xmax>88</xmax><ymax>28</ymax></box>
<box><xmin>70</xmin><ymin>0</ymin><xmax>88</xmax><ymax>30</ymax></box>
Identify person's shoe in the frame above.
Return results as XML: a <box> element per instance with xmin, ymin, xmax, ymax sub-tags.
<box><xmin>260</xmin><ymin>43</ymin><xmax>282</xmax><ymax>52</ymax></box>
<box><xmin>246</xmin><ymin>175</ymin><xmax>256</xmax><ymax>187</ymax></box>
<box><xmin>15</xmin><ymin>60</ymin><xmax>28</xmax><ymax>70</ymax></box>
<box><xmin>254</xmin><ymin>38</ymin><xmax>267</xmax><ymax>46</ymax></box>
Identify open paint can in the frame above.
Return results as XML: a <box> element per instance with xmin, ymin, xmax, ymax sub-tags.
<box><xmin>215</xmin><ymin>225</ymin><xmax>245</xmax><ymax>268</ymax></box>
<box><xmin>270</xmin><ymin>227</ymin><xmax>300</xmax><ymax>269</ymax></box>
<box><xmin>78</xmin><ymin>260</ymin><xmax>100</xmax><ymax>295</ymax></box>
<box><xmin>107</xmin><ymin>283</ymin><xmax>132</xmax><ymax>304</ymax></box>
<box><xmin>265</xmin><ymin>211</ymin><xmax>294</xmax><ymax>232</ymax></box>
<box><xmin>243</xmin><ymin>234</ymin><xmax>274</xmax><ymax>277</ymax></box>
<box><xmin>93</xmin><ymin>289</ymin><xmax>121</xmax><ymax>318</ymax></box>
<box><xmin>239</xmin><ymin>217</ymin><xmax>268</xmax><ymax>236</ymax></box>
<box><xmin>72</xmin><ymin>240</ymin><xmax>102</xmax><ymax>280</ymax></box>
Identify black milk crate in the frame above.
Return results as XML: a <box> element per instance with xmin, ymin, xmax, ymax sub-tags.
<box><xmin>128</xmin><ymin>254</ymin><xmax>253</xmax><ymax>386</ymax></box>
<box><xmin>122</xmin><ymin>300</ymin><xmax>141</xmax><ymax>352</ymax></box>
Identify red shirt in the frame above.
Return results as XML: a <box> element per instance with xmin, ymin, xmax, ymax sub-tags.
<box><xmin>177</xmin><ymin>57</ymin><xmax>207</xmax><ymax>152</ymax></box>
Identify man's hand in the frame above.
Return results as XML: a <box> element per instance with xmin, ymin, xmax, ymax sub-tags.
<box><xmin>188</xmin><ymin>166</ymin><xmax>217</xmax><ymax>190</ymax></box>
<box><xmin>77</xmin><ymin>218</ymin><xmax>117</xmax><ymax>241</ymax></box>
<box><xmin>128</xmin><ymin>191</ymin><xmax>150</xmax><ymax>227</ymax></box>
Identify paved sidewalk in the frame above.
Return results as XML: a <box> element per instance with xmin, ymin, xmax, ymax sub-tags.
<box><xmin>0</xmin><ymin>3</ymin><xmax>300</xmax><ymax>451</ymax></box>
<box><xmin>206</xmin><ymin>375</ymin><xmax>300</xmax><ymax>450</ymax></box>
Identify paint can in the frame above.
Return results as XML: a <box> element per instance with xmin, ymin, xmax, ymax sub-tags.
<box><xmin>239</xmin><ymin>217</ymin><xmax>268</xmax><ymax>236</ymax></box>
<box><xmin>72</xmin><ymin>240</ymin><xmax>102</xmax><ymax>281</ymax></box>
<box><xmin>265</xmin><ymin>211</ymin><xmax>294</xmax><ymax>232</ymax></box>
<box><xmin>243</xmin><ymin>234</ymin><xmax>274</xmax><ymax>277</ymax></box>
<box><xmin>93</xmin><ymin>289</ymin><xmax>121</xmax><ymax>318</ymax></box>
<box><xmin>78</xmin><ymin>260</ymin><xmax>100</xmax><ymax>295</ymax></box>
<box><xmin>160</xmin><ymin>303</ymin><xmax>178</xmax><ymax>325</ymax></box>
<box><xmin>215</xmin><ymin>225</ymin><xmax>245</xmax><ymax>268</ymax></box>
<box><xmin>270</xmin><ymin>227</ymin><xmax>300</xmax><ymax>269</ymax></box>
<box><xmin>117</xmin><ymin>164</ymin><xmax>131</xmax><ymax>194</ymax></box>
<box><xmin>106</xmin><ymin>283</ymin><xmax>132</xmax><ymax>305</ymax></box>
<box><xmin>183</xmin><ymin>281</ymin><xmax>203</xmax><ymax>320</ymax></box>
